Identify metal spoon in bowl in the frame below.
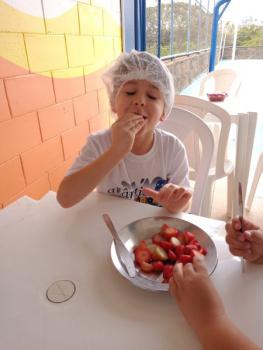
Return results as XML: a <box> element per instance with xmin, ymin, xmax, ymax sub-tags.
<box><xmin>102</xmin><ymin>214</ymin><xmax>136</xmax><ymax>278</ymax></box>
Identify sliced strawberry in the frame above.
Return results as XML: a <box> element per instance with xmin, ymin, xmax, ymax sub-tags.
<box><xmin>163</xmin><ymin>265</ymin><xmax>174</xmax><ymax>280</ymax></box>
<box><xmin>170</xmin><ymin>236</ymin><xmax>181</xmax><ymax>247</ymax></box>
<box><xmin>199</xmin><ymin>247</ymin><xmax>208</xmax><ymax>256</ymax></box>
<box><xmin>184</xmin><ymin>244</ymin><xmax>199</xmax><ymax>256</ymax></box>
<box><xmin>158</xmin><ymin>240</ymin><xmax>174</xmax><ymax>251</ymax></box>
<box><xmin>191</xmin><ymin>239</ymin><xmax>201</xmax><ymax>250</ymax></box>
<box><xmin>161</xmin><ymin>224</ymin><xmax>169</xmax><ymax>231</ymax></box>
<box><xmin>183</xmin><ymin>231</ymin><xmax>195</xmax><ymax>244</ymax></box>
<box><xmin>146</xmin><ymin>243</ymin><xmax>158</xmax><ymax>255</ymax></box>
<box><xmin>175</xmin><ymin>244</ymin><xmax>185</xmax><ymax>257</ymax></box>
<box><xmin>179</xmin><ymin>254</ymin><xmax>193</xmax><ymax>265</ymax></box>
<box><xmin>152</xmin><ymin>233</ymin><xmax>164</xmax><ymax>244</ymax></box>
<box><xmin>168</xmin><ymin>249</ymin><xmax>177</xmax><ymax>261</ymax></box>
<box><xmin>134</xmin><ymin>246</ymin><xmax>152</xmax><ymax>265</ymax></box>
<box><xmin>152</xmin><ymin>261</ymin><xmax>165</xmax><ymax>272</ymax></box>
<box><xmin>161</xmin><ymin>225</ymin><xmax>179</xmax><ymax>239</ymax></box>
<box><xmin>140</xmin><ymin>261</ymin><xmax>154</xmax><ymax>273</ymax></box>
<box><xmin>153</xmin><ymin>246</ymin><xmax>168</xmax><ymax>261</ymax></box>
<box><xmin>138</xmin><ymin>240</ymin><xmax>147</xmax><ymax>248</ymax></box>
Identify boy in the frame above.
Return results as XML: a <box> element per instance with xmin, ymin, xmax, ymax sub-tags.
<box><xmin>57</xmin><ymin>50</ymin><xmax>192</xmax><ymax>212</ymax></box>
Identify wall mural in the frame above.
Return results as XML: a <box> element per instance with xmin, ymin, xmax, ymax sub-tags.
<box><xmin>0</xmin><ymin>0</ymin><xmax>122</xmax><ymax>206</ymax></box>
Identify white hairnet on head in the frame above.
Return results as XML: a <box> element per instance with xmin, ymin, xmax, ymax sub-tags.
<box><xmin>102</xmin><ymin>50</ymin><xmax>175</xmax><ymax>118</ymax></box>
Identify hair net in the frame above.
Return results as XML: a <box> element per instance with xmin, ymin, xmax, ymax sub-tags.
<box><xmin>102</xmin><ymin>50</ymin><xmax>175</xmax><ymax>118</ymax></box>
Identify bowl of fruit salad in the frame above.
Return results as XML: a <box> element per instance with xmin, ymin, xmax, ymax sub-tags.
<box><xmin>110</xmin><ymin>216</ymin><xmax>217</xmax><ymax>292</ymax></box>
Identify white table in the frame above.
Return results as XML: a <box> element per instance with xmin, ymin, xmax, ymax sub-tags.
<box><xmin>1</xmin><ymin>192</ymin><xmax>263</xmax><ymax>350</ymax></box>
<box><xmin>211</xmin><ymin>98</ymin><xmax>258</xmax><ymax>215</ymax></box>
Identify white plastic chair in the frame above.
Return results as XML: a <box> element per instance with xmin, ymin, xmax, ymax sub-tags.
<box><xmin>246</xmin><ymin>152</ymin><xmax>263</xmax><ymax>211</ymax></box>
<box><xmin>158</xmin><ymin>106</ymin><xmax>214</xmax><ymax>216</ymax></box>
<box><xmin>199</xmin><ymin>68</ymin><xmax>241</xmax><ymax>97</ymax></box>
<box><xmin>174</xmin><ymin>95</ymin><xmax>234</xmax><ymax>217</ymax></box>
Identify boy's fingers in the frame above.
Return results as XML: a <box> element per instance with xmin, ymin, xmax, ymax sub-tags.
<box><xmin>142</xmin><ymin>187</ymin><xmax>159</xmax><ymax>201</ymax></box>
<box><xmin>158</xmin><ymin>185</ymin><xmax>175</xmax><ymax>202</ymax></box>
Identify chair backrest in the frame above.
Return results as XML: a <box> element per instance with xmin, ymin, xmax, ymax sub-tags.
<box><xmin>174</xmin><ymin>95</ymin><xmax>231</xmax><ymax>178</ymax></box>
<box><xmin>158</xmin><ymin>107</ymin><xmax>214</xmax><ymax>216</ymax></box>
<box><xmin>199</xmin><ymin>68</ymin><xmax>241</xmax><ymax>97</ymax></box>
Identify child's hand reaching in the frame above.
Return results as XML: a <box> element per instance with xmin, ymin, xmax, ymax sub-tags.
<box><xmin>225</xmin><ymin>218</ymin><xmax>263</xmax><ymax>264</ymax></box>
<box><xmin>142</xmin><ymin>183</ymin><xmax>192</xmax><ymax>213</ymax></box>
<box><xmin>169</xmin><ymin>256</ymin><xmax>226</xmax><ymax>335</ymax></box>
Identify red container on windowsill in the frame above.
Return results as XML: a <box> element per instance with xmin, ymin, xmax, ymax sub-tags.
<box><xmin>207</xmin><ymin>92</ymin><xmax>228</xmax><ymax>102</ymax></box>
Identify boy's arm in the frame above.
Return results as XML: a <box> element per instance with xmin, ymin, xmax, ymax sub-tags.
<box><xmin>57</xmin><ymin>113</ymin><xmax>145</xmax><ymax>208</ymax></box>
<box><xmin>57</xmin><ymin>147</ymin><xmax>124</xmax><ymax>208</ymax></box>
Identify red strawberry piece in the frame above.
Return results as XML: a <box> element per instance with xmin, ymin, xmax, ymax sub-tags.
<box><xmin>170</xmin><ymin>236</ymin><xmax>181</xmax><ymax>247</ymax></box>
<box><xmin>134</xmin><ymin>246</ymin><xmax>152</xmax><ymax>265</ymax></box>
<box><xmin>175</xmin><ymin>244</ymin><xmax>185</xmax><ymax>257</ymax></box>
<box><xmin>161</xmin><ymin>224</ymin><xmax>169</xmax><ymax>231</ymax></box>
<box><xmin>140</xmin><ymin>261</ymin><xmax>154</xmax><ymax>273</ymax></box>
<box><xmin>184</xmin><ymin>244</ymin><xmax>199</xmax><ymax>256</ymax></box>
<box><xmin>163</xmin><ymin>265</ymin><xmax>174</xmax><ymax>280</ymax></box>
<box><xmin>183</xmin><ymin>231</ymin><xmax>195</xmax><ymax>244</ymax></box>
<box><xmin>153</xmin><ymin>246</ymin><xmax>168</xmax><ymax>261</ymax></box>
<box><xmin>179</xmin><ymin>254</ymin><xmax>193</xmax><ymax>265</ymax></box>
<box><xmin>152</xmin><ymin>261</ymin><xmax>165</xmax><ymax>272</ymax></box>
<box><xmin>191</xmin><ymin>239</ymin><xmax>201</xmax><ymax>250</ymax></box>
<box><xmin>199</xmin><ymin>247</ymin><xmax>208</xmax><ymax>256</ymax></box>
<box><xmin>158</xmin><ymin>240</ymin><xmax>174</xmax><ymax>251</ymax></box>
<box><xmin>161</xmin><ymin>225</ymin><xmax>179</xmax><ymax>239</ymax></box>
<box><xmin>138</xmin><ymin>240</ymin><xmax>147</xmax><ymax>248</ymax></box>
<box><xmin>152</xmin><ymin>233</ymin><xmax>164</xmax><ymax>244</ymax></box>
<box><xmin>168</xmin><ymin>249</ymin><xmax>177</xmax><ymax>261</ymax></box>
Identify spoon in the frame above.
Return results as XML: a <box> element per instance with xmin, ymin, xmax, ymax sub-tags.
<box><xmin>102</xmin><ymin>214</ymin><xmax>136</xmax><ymax>278</ymax></box>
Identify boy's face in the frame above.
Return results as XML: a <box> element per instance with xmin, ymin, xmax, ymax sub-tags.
<box><xmin>113</xmin><ymin>80</ymin><xmax>165</xmax><ymax>134</ymax></box>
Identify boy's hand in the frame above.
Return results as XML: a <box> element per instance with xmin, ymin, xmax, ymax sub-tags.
<box><xmin>142</xmin><ymin>183</ymin><xmax>192</xmax><ymax>213</ymax></box>
<box><xmin>225</xmin><ymin>218</ymin><xmax>263</xmax><ymax>264</ymax></box>
<box><xmin>111</xmin><ymin>113</ymin><xmax>145</xmax><ymax>156</ymax></box>
<box><xmin>169</xmin><ymin>256</ymin><xmax>225</xmax><ymax>333</ymax></box>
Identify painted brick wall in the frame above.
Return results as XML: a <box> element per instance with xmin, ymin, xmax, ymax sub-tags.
<box><xmin>0</xmin><ymin>0</ymin><xmax>122</xmax><ymax>207</ymax></box>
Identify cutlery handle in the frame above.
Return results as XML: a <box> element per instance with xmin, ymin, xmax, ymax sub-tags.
<box><xmin>102</xmin><ymin>214</ymin><xmax>120</xmax><ymax>242</ymax></box>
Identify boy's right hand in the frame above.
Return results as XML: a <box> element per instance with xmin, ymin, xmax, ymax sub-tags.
<box><xmin>110</xmin><ymin>113</ymin><xmax>145</xmax><ymax>156</ymax></box>
<box><xmin>225</xmin><ymin>218</ymin><xmax>263</xmax><ymax>264</ymax></box>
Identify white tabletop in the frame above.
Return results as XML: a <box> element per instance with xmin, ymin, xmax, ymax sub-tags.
<box><xmin>0</xmin><ymin>192</ymin><xmax>262</xmax><ymax>350</ymax></box>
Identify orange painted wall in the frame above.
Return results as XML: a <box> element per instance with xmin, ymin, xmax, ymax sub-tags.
<box><xmin>0</xmin><ymin>0</ymin><xmax>122</xmax><ymax>207</ymax></box>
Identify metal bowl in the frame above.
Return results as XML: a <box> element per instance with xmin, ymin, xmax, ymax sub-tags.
<box><xmin>110</xmin><ymin>216</ymin><xmax>218</xmax><ymax>292</ymax></box>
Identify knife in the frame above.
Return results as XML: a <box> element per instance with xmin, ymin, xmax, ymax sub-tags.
<box><xmin>238</xmin><ymin>182</ymin><xmax>246</xmax><ymax>273</ymax></box>
<box><xmin>102</xmin><ymin>214</ymin><xmax>136</xmax><ymax>278</ymax></box>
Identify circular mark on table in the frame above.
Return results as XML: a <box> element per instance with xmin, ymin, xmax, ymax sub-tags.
<box><xmin>46</xmin><ymin>280</ymin><xmax>76</xmax><ymax>303</ymax></box>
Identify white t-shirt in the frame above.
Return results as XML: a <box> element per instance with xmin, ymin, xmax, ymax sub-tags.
<box><xmin>66</xmin><ymin>128</ymin><xmax>190</xmax><ymax>205</ymax></box>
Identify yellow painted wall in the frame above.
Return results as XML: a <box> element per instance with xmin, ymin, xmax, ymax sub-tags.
<box><xmin>0</xmin><ymin>0</ymin><xmax>122</xmax><ymax>207</ymax></box>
